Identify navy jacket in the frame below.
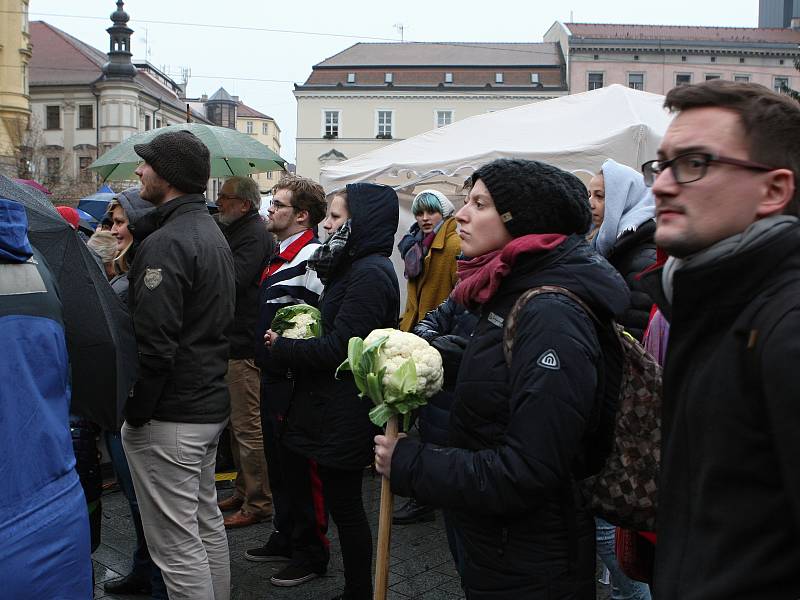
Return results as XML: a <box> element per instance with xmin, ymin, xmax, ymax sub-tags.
<box><xmin>271</xmin><ymin>183</ymin><xmax>400</xmax><ymax>470</ymax></box>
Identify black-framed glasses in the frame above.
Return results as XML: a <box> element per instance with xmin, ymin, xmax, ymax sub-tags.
<box><xmin>269</xmin><ymin>200</ymin><xmax>295</xmax><ymax>211</ymax></box>
<box><xmin>641</xmin><ymin>152</ymin><xmax>776</xmax><ymax>186</ymax></box>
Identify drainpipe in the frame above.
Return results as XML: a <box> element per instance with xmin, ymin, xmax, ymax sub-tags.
<box><xmin>90</xmin><ymin>75</ymin><xmax>104</xmax><ymax>185</ymax></box>
<box><xmin>152</xmin><ymin>98</ymin><xmax>162</xmax><ymax>129</ymax></box>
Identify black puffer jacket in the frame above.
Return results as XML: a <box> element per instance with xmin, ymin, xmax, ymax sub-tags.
<box><xmin>220</xmin><ymin>210</ymin><xmax>274</xmax><ymax>359</ymax></box>
<box><xmin>127</xmin><ymin>194</ymin><xmax>235</xmax><ymax>424</ymax></box>
<box><xmin>271</xmin><ymin>183</ymin><xmax>400</xmax><ymax>470</ymax></box>
<box><xmin>391</xmin><ymin>235</ymin><xmax>630</xmax><ymax>599</ymax></box>
<box><xmin>605</xmin><ymin>219</ymin><xmax>656</xmax><ymax>341</ymax></box>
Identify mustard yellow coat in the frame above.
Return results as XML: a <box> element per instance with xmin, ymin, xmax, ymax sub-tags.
<box><xmin>399</xmin><ymin>217</ymin><xmax>461</xmax><ymax>331</ymax></box>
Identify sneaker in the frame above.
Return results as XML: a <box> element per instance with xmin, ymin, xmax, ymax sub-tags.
<box><xmin>393</xmin><ymin>498</ymin><xmax>435</xmax><ymax>525</ymax></box>
<box><xmin>270</xmin><ymin>563</ymin><xmax>322</xmax><ymax>587</ymax></box>
<box><xmin>244</xmin><ymin>534</ymin><xmax>291</xmax><ymax>563</ymax></box>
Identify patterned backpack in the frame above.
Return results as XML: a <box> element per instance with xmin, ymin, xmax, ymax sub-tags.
<box><xmin>503</xmin><ymin>285</ymin><xmax>662</xmax><ymax>532</ymax></box>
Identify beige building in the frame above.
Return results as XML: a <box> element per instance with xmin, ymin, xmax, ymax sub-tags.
<box><xmin>27</xmin><ymin>3</ymin><xmax>209</xmax><ymax>197</ymax></box>
<box><xmin>0</xmin><ymin>0</ymin><xmax>31</xmax><ymax>177</ymax></box>
<box><xmin>545</xmin><ymin>22</ymin><xmax>800</xmax><ymax>95</ymax></box>
<box><xmin>294</xmin><ymin>42</ymin><xmax>567</xmax><ymax>182</ymax></box>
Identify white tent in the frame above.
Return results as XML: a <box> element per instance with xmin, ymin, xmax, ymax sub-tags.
<box><xmin>320</xmin><ymin>84</ymin><xmax>672</xmax><ymax>193</ymax></box>
<box><xmin>318</xmin><ymin>84</ymin><xmax>673</xmax><ymax>310</ymax></box>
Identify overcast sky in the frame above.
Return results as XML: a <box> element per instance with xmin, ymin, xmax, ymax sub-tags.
<box><xmin>30</xmin><ymin>1</ymin><xmax>760</xmax><ymax>162</ymax></box>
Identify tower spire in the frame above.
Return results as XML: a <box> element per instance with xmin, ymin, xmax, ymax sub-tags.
<box><xmin>102</xmin><ymin>1</ymin><xmax>136</xmax><ymax>79</ymax></box>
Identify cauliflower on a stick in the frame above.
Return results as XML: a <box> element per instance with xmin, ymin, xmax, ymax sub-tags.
<box><xmin>336</xmin><ymin>328</ymin><xmax>443</xmax><ymax>430</ymax></box>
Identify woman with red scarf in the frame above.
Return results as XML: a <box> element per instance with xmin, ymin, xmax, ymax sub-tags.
<box><xmin>375</xmin><ymin>159</ymin><xmax>630</xmax><ymax>599</ymax></box>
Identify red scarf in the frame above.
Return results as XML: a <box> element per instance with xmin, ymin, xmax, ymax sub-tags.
<box><xmin>451</xmin><ymin>233</ymin><xmax>567</xmax><ymax>310</ymax></box>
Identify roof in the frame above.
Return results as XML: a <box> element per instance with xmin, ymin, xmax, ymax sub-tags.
<box><xmin>236</xmin><ymin>101</ymin><xmax>273</xmax><ymax>120</ymax></box>
<box><xmin>29</xmin><ymin>21</ymin><xmax>210</xmax><ymax>123</ymax></box>
<box><xmin>315</xmin><ymin>42</ymin><xmax>562</xmax><ymax>67</ymax></box>
<box><xmin>208</xmin><ymin>87</ymin><xmax>235</xmax><ymax>102</ymax></box>
<box><xmin>565</xmin><ymin>23</ymin><xmax>800</xmax><ymax>44</ymax></box>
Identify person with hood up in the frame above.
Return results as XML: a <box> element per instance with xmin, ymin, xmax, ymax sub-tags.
<box><xmin>398</xmin><ymin>189</ymin><xmax>460</xmax><ymax>332</ymax></box>
<box><xmin>0</xmin><ymin>197</ymin><xmax>93</xmax><ymax>599</ymax></box>
<box><xmin>588</xmin><ymin>159</ymin><xmax>657</xmax><ymax>341</ymax></box>
<box><xmin>375</xmin><ymin>159</ymin><xmax>630</xmax><ymax>599</ymax></box>
<box><xmin>264</xmin><ymin>183</ymin><xmax>400</xmax><ymax>599</ymax></box>
<box><xmin>101</xmin><ymin>188</ymin><xmax>168</xmax><ymax>598</ymax></box>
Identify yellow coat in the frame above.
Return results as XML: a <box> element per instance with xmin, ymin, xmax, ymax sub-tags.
<box><xmin>399</xmin><ymin>217</ymin><xmax>461</xmax><ymax>331</ymax></box>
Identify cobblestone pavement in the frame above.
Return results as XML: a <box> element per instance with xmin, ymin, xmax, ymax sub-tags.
<box><xmin>93</xmin><ymin>470</ymin><xmax>614</xmax><ymax>599</ymax></box>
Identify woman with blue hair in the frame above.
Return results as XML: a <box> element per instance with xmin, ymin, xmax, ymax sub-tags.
<box><xmin>398</xmin><ymin>189</ymin><xmax>460</xmax><ymax>332</ymax></box>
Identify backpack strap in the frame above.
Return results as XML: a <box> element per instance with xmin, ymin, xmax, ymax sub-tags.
<box><xmin>503</xmin><ymin>285</ymin><xmax>601</xmax><ymax>366</ymax></box>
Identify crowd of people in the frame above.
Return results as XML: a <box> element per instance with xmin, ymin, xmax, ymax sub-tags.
<box><xmin>3</xmin><ymin>78</ymin><xmax>800</xmax><ymax>600</ymax></box>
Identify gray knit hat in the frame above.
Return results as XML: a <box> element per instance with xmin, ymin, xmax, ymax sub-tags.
<box><xmin>471</xmin><ymin>158</ymin><xmax>591</xmax><ymax>237</ymax></box>
<box><xmin>134</xmin><ymin>130</ymin><xmax>210</xmax><ymax>194</ymax></box>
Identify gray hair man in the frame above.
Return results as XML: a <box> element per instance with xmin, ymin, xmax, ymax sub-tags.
<box><xmin>121</xmin><ymin>129</ymin><xmax>236</xmax><ymax>600</ymax></box>
<box><xmin>215</xmin><ymin>176</ymin><xmax>276</xmax><ymax>529</ymax></box>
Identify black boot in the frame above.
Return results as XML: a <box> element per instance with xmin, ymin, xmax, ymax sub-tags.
<box><xmin>104</xmin><ymin>572</ymin><xmax>152</xmax><ymax>595</ymax></box>
<box><xmin>392</xmin><ymin>498</ymin><xmax>435</xmax><ymax>525</ymax></box>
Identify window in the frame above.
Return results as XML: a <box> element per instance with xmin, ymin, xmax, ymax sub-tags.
<box><xmin>156</xmin><ymin>118</ymin><xmax>161</xmax><ymax>128</ymax></box>
<box><xmin>634</xmin><ymin>55</ymin><xmax>640</xmax><ymax>61</ymax></box>
<box><xmin>445</xmin><ymin>72</ymin><xmax>453</xmax><ymax>83</ymax></box>
<box><xmin>46</xmin><ymin>157</ymin><xmax>60</xmax><ymax>183</ymax></box>
<box><xmin>530</xmin><ymin>73</ymin><xmax>540</xmax><ymax>84</ymax></box>
<box><xmin>495</xmin><ymin>72</ymin><xmax>504</xmax><ymax>84</ymax></box>
<box><xmin>323</xmin><ymin>110</ymin><xmax>340</xmax><ymax>138</ymax></box>
<box><xmin>681</xmin><ymin>56</ymin><xmax>687</xmax><ymax>62</ymax></box>
<box><xmin>262</xmin><ymin>122</ymin><xmax>268</xmax><ymax>135</ymax></box>
<box><xmin>705</xmin><ymin>74</ymin><xmax>721</xmax><ymax>81</ymax></box>
<box><xmin>347</xmin><ymin>72</ymin><xmax>356</xmax><ymax>83</ymax></box>
<box><xmin>377</xmin><ymin>110</ymin><xmax>393</xmax><ymax>138</ymax></box>
<box><xmin>79</xmin><ymin>156</ymin><xmax>92</xmax><ymax>183</ymax></box>
<box><xmin>593</xmin><ymin>54</ymin><xmax>599</xmax><ymax>60</ymax></box>
<box><xmin>780</xmin><ymin>59</ymin><xmax>785</xmax><ymax>65</ymax></box>
<box><xmin>710</xmin><ymin>56</ymin><xmax>716</xmax><ymax>63</ymax></box>
<box><xmin>739</xmin><ymin>57</ymin><xmax>745</xmax><ymax>64</ymax></box>
<box><xmin>675</xmin><ymin>73</ymin><xmax>692</xmax><ymax>86</ymax></box>
<box><xmin>78</xmin><ymin>105</ymin><xmax>93</xmax><ymax>129</ymax></box>
<box><xmin>436</xmin><ymin>110</ymin><xmax>453</xmax><ymax>128</ymax></box>
<box><xmin>45</xmin><ymin>105</ymin><xmax>60</xmax><ymax>130</ymax></box>
<box><xmin>246</xmin><ymin>121</ymin><xmax>253</xmax><ymax>134</ymax></box>
<box><xmin>384</xmin><ymin>72</ymin><xmax>393</xmax><ymax>83</ymax></box>
<box><xmin>628</xmin><ymin>73</ymin><xmax>644</xmax><ymax>91</ymax></box>
<box><xmin>145</xmin><ymin>115</ymin><xmax>151</xmax><ymax>130</ymax></box>
<box><xmin>734</xmin><ymin>75</ymin><xmax>750</xmax><ymax>83</ymax></box>
<box><xmin>588</xmin><ymin>72</ymin><xmax>604</xmax><ymax>91</ymax></box>
<box><xmin>775</xmin><ymin>77</ymin><xmax>790</xmax><ymax>93</ymax></box>
<box><xmin>267</xmin><ymin>171</ymin><xmax>273</xmax><ymax>179</ymax></box>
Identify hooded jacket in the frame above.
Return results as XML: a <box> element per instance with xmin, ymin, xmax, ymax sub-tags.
<box><xmin>271</xmin><ymin>183</ymin><xmax>400</xmax><ymax>470</ymax></box>
<box><xmin>109</xmin><ymin>188</ymin><xmax>154</xmax><ymax>304</ymax></box>
<box><xmin>592</xmin><ymin>159</ymin><xmax>656</xmax><ymax>340</ymax></box>
<box><xmin>391</xmin><ymin>235</ymin><xmax>630</xmax><ymax>599</ymax></box>
<box><xmin>127</xmin><ymin>194</ymin><xmax>235</xmax><ymax>424</ymax></box>
<box><xmin>640</xmin><ymin>220</ymin><xmax>800</xmax><ymax>600</ymax></box>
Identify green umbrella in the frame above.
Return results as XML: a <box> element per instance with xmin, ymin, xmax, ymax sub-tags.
<box><xmin>89</xmin><ymin>122</ymin><xmax>287</xmax><ymax>181</ymax></box>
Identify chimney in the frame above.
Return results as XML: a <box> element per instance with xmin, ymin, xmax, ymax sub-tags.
<box><xmin>792</xmin><ymin>17</ymin><xmax>800</xmax><ymax>31</ymax></box>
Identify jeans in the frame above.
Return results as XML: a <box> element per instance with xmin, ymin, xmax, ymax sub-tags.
<box><xmin>595</xmin><ymin>518</ymin><xmax>652</xmax><ymax>600</ymax></box>
<box><xmin>105</xmin><ymin>431</ymin><xmax>167</xmax><ymax>599</ymax></box>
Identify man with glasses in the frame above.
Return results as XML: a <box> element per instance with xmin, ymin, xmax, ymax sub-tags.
<box><xmin>245</xmin><ymin>176</ymin><xmax>331</xmax><ymax>585</ymax></box>
<box><xmin>215</xmin><ymin>176</ymin><xmax>276</xmax><ymax>529</ymax></box>
<box><xmin>640</xmin><ymin>80</ymin><xmax>800</xmax><ymax>600</ymax></box>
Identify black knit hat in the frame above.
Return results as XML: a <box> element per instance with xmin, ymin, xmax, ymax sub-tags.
<box><xmin>472</xmin><ymin>158</ymin><xmax>591</xmax><ymax>237</ymax></box>
<box><xmin>134</xmin><ymin>130</ymin><xmax>210</xmax><ymax>194</ymax></box>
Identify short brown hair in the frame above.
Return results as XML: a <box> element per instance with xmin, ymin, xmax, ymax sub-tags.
<box><xmin>664</xmin><ymin>80</ymin><xmax>800</xmax><ymax>214</ymax></box>
<box><xmin>272</xmin><ymin>175</ymin><xmax>327</xmax><ymax>226</ymax></box>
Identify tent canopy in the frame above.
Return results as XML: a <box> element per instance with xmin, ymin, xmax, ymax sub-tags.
<box><xmin>320</xmin><ymin>84</ymin><xmax>673</xmax><ymax>193</ymax></box>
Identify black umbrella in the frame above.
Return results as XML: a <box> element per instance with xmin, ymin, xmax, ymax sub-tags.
<box><xmin>0</xmin><ymin>175</ymin><xmax>138</xmax><ymax>430</ymax></box>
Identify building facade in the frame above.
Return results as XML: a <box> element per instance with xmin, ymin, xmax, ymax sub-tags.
<box><xmin>294</xmin><ymin>42</ymin><xmax>567</xmax><ymax>181</ymax></box>
<box><xmin>27</xmin><ymin>2</ymin><xmax>209</xmax><ymax>197</ymax></box>
<box><xmin>0</xmin><ymin>0</ymin><xmax>31</xmax><ymax>177</ymax></box>
<box><xmin>545</xmin><ymin>21</ymin><xmax>800</xmax><ymax>96</ymax></box>
<box><xmin>759</xmin><ymin>0</ymin><xmax>800</xmax><ymax>27</ymax></box>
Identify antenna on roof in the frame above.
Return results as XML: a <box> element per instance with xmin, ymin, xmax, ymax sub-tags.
<box><xmin>138</xmin><ymin>25</ymin><xmax>151</xmax><ymax>60</ymax></box>
<box><xmin>394</xmin><ymin>23</ymin><xmax>406</xmax><ymax>42</ymax></box>
<box><xmin>570</xmin><ymin>10</ymin><xmax>574</xmax><ymax>22</ymax></box>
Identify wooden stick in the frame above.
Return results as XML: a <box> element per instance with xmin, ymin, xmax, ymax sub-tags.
<box><xmin>374</xmin><ymin>415</ymin><xmax>398</xmax><ymax>600</ymax></box>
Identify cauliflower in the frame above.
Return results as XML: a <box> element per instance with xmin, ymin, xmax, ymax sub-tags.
<box><xmin>271</xmin><ymin>304</ymin><xmax>322</xmax><ymax>339</ymax></box>
<box><xmin>337</xmin><ymin>328</ymin><xmax>444</xmax><ymax>428</ymax></box>
<box><xmin>364</xmin><ymin>328</ymin><xmax>444</xmax><ymax>397</ymax></box>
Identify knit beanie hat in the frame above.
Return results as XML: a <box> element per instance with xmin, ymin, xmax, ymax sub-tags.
<box><xmin>411</xmin><ymin>189</ymin><xmax>456</xmax><ymax>218</ymax></box>
<box><xmin>471</xmin><ymin>158</ymin><xmax>591</xmax><ymax>237</ymax></box>
<box><xmin>134</xmin><ymin>130</ymin><xmax>210</xmax><ymax>194</ymax></box>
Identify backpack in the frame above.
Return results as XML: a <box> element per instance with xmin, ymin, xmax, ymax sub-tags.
<box><xmin>503</xmin><ymin>285</ymin><xmax>662</xmax><ymax>532</ymax></box>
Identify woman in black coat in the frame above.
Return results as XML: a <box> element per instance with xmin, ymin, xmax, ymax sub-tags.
<box><xmin>266</xmin><ymin>183</ymin><xmax>400</xmax><ymax>600</ymax></box>
<box><xmin>375</xmin><ymin>159</ymin><xmax>630</xmax><ymax>600</ymax></box>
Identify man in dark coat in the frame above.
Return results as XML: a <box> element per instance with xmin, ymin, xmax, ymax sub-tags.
<box><xmin>121</xmin><ymin>130</ymin><xmax>235</xmax><ymax>599</ymax></box>
<box><xmin>639</xmin><ymin>80</ymin><xmax>800</xmax><ymax>600</ymax></box>
<box><xmin>215</xmin><ymin>176</ymin><xmax>275</xmax><ymax>529</ymax></box>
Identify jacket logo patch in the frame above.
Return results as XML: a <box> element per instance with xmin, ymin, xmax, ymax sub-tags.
<box><xmin>487</xmin><ymin>312</ymin><xmax>504</xmax><ymax>327</ymax></box>
<box><xmin>536</xmin><ymin>349</ymin><xmax>560</xmax><ymax>370</ymax></box>
<box><xmin>144</xmin><ymin>268</ymin><xmax>162</xmax><ymax>290</ymax></box>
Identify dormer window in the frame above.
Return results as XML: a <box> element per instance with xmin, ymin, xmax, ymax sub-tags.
<box><xmin>347</xmin><ymin>72</ymin><xmax>356</xmax><ymax>83</ymax></box>
<box><xmin>385</xmin><ymin>72</ymin><xmax>393</xmax><ymax>83</ymax></box>
<box><xmin>531</xmin><ymin>73</ymin><xmax>540</xmax><ymax>85</ymax></box>
<box><xmin>445</xmin><ymin>72</ymin><xmax>453</xmax><ymax>83</ymax></box>
<box><xmin>495</xmin><ymin>72</ymin><xmax>504</xmax><ymax>84</ymax></box>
